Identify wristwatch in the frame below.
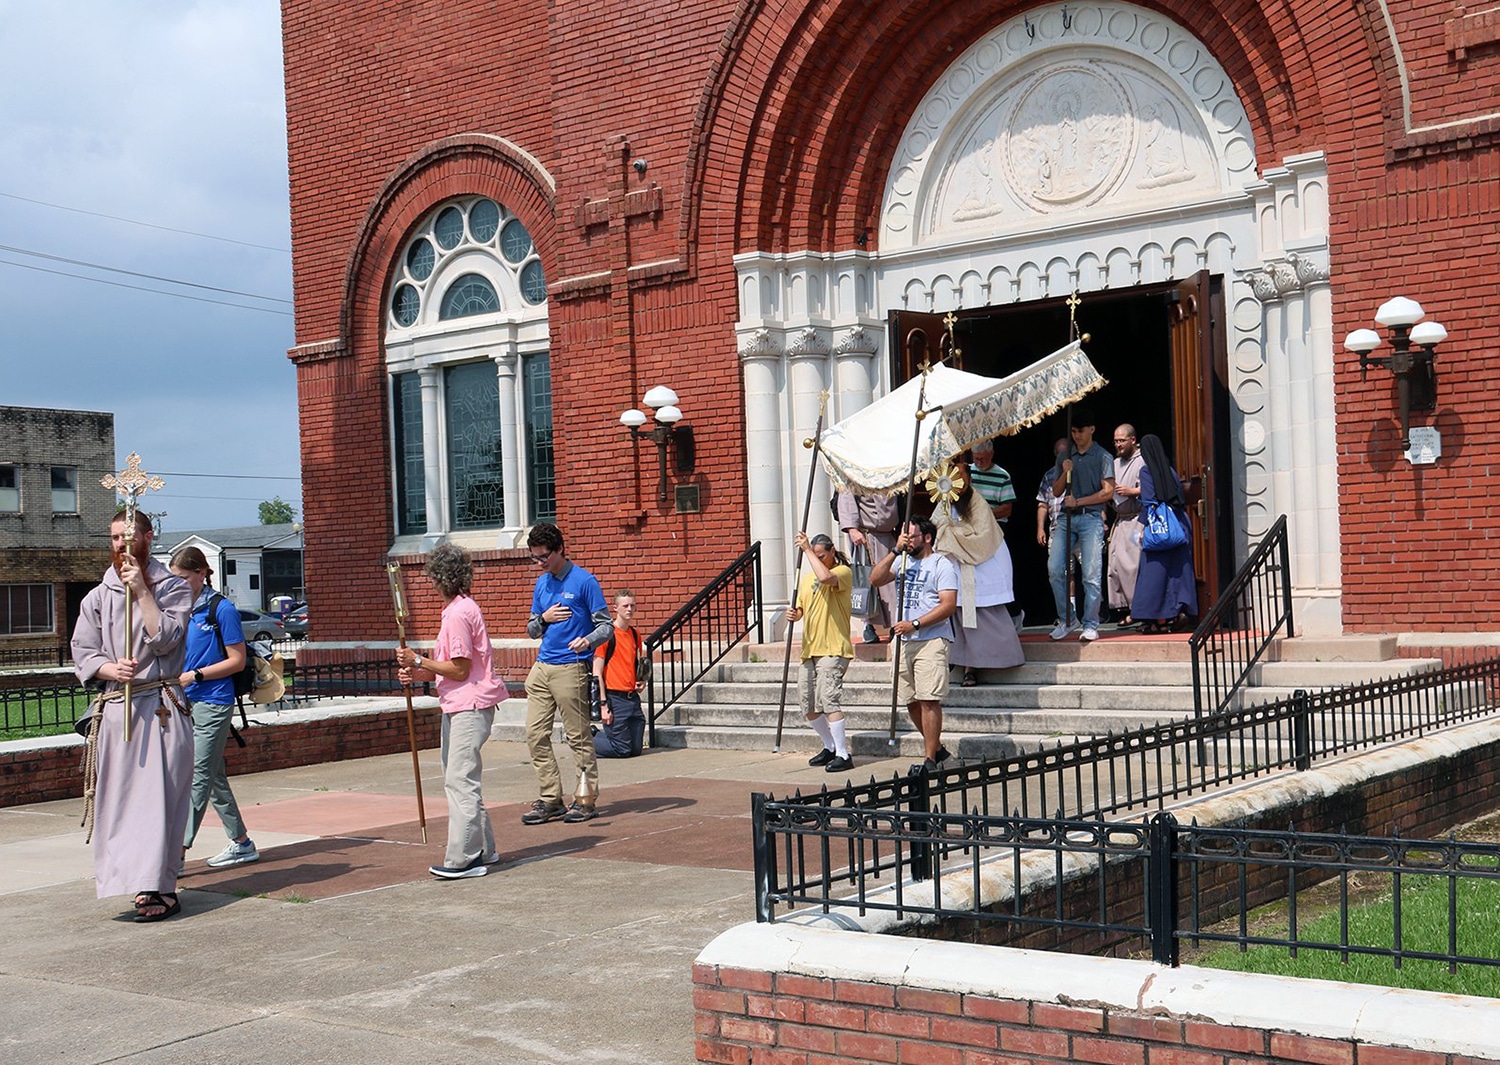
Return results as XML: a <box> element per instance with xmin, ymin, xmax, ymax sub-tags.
<box><xmin>912</xmin><ymin>618</ymin><xmax>921</xmax><ymax>630</ymax></box>
<box><xmin>192</xmin><ymin>668</ymin><xmax>204</xmax><ymax>684</ymax></box>
<box><xmin>413</xmin><ymin>654</ymin><xmax>422</xmax><ymax>669</ymax></box>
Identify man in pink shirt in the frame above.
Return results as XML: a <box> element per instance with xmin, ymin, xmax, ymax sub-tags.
<box><xmin>396</xmin><ymin>544</ymin><xmax>509</xmax><ymax>879</ymax></box>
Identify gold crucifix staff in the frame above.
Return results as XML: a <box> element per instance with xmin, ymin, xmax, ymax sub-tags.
<box><xmin>100</xmin><ymin>453</ymin><xmax>164</xmax><ymax>743</ymax></box>
<box><xmin>386</xmin><ymin>563</ymin><xmax>429</xmax><ymax>843</ymax></box>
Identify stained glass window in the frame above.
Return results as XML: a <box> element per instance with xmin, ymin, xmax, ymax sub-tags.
<box><xmin>445</xmin><ymin>362</ymin><xmax>503</xmax><ymax>529</ymax></box>
<box><xmin>434</xmin><ymin>206</ymin><xmax>465</xmax><ymax>249</ymax></box>
<box><xmin>406</xmin><ymin>238</ymin><xmax>434</xmax><ymax>281</ymax></box>
<box><xmin>469</xmin><ymin>199</ymin><xmax>500</xmax><ymax>242</ymax></box>
<box><xmin>500</xmin><ymin>219</ymin><xmax>533</xmax><ymax>264</ymax></box>
<box><xmin>392</xmin><ymin>283</ymin><xmax>420</xmax><ymax>327</ymax></box>
<box><xmin>520</xmin><ymin>260</ymin><xmax>547</xmax><ymax>305</ymax></box>
<box><xmin>439</xmin><ymin>274</ymin><xmax>500</xmax><ymax>319</ymax></box>
<box><xmin>523</xmin><ymin>353</ymin><xmax>555</xmax><ymax>522</ymax></box>
<box><xmin>392</xmin><ymin>372</ymin><xmax>426</xmax><ymax>534</ymax></box>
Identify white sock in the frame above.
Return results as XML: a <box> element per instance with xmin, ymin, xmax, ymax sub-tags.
<box><xmin>828</xmin><ymin>717</ymin><xmax>849</xmax><ymax>759</ymax></box>
<box><xmin>808</xmin><ymin>715</ymin><xmax>834</xmax><ymax>749</ymax></box>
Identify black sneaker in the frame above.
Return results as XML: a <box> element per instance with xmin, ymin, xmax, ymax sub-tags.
<box><xmin>824</xmin><ymin>755</ymin><xmax>854</xmax><ymax>773</ymax></box>
<box><xmin>862</xmin><ymin>624</ymin><xmax>881</xmax><ymax>645</ymax></box>
<box><xmin>429</xmin><ymin>856</ymin><xmax>488</xmax><ymax>879</ymax></box>
<box><xmin>933</xmin><ymin>745</ymin><xmax>953</xmax><ymax>766</ymax></box>
<box><xmin>521</xmin><ymin>799</ymin><xmax>566</xmax><ymax>825</ymax></box>
<box><xmin>807</xmin><ymin>748</ymin><xmax>837</xmax><ymax>767</ymax></box>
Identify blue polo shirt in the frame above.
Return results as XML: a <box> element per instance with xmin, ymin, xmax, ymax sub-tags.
<box><xmin>531</xmin><ymin>561</ymin><xmax>608</xmax><ymax>664</ymax></box>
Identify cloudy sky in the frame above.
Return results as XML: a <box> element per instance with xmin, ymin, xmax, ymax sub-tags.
<box><xmin>0</xmin><ymin>0</ymin><xmax>298</xmax><ymax>538</ymax></box>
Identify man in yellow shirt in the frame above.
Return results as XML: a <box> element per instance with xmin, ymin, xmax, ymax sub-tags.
<box><xmin>784</xmin><ymin>532</ymin><xmax>855</xmax><ymax>772</ymax></box>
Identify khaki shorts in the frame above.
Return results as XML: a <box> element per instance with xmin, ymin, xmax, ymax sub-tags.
<box><xmin>897</xmin><ymin>637</ymin><xmax>950</xmax><ymax>704</ymax></box>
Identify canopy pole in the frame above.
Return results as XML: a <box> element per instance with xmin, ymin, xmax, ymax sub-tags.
<box><xmin>774</xmin><ymin>391</ymin><xmax>831</xmax><ymax>752</ymax></box>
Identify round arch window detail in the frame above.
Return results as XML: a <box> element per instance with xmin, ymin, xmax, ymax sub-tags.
<box><xmin>439</xmin><ymin>274</ymin><xmax>501</xmax><ymax>320</ymax></box>
<box><xmin>388</xmin><ymin>196</ymin><xmax>548</xmax><ymax>330</ymax></box>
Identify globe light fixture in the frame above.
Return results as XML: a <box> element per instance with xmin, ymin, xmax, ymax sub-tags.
<box><xmin>1342</xmin><ymin>297</ymin><xmax>1446</xmax><ymax>452</ymax></box>
<box><xmin>620</xmin><ymin>387</ymin><xmax>695</xmax><ymax>503</ymax></box>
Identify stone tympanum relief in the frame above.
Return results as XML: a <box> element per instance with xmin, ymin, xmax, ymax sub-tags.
<box><xmin>932</xmin><ymin>56</ymin><xmax>1211</xmax><ymax>235</ymax></box>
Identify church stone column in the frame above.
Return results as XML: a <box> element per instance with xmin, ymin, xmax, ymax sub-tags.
<box><xmin>418</xmin><ymin>366</ymin><xmax>446</xmax><ymax>549</ymax></box>
<box><xmin>493</xmin><ymin>350</ymin><xmax>521</xmax><ymax>533</ymax></box>
<box><xmin>741</xmin><ymin>329</ymin><xmax>788</xmax><ymax>628</ymax></box>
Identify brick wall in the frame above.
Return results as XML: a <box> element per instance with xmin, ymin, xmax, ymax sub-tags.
<box><xmin>693</xmin><ymin>940</ymin><xmax>1495</xmax><ymax>1065</ymax></box>
<box><xmin>0</xmin><ymin>706</ymin><xmax>442</xmax><ymax>808</ymax></box>
<box><xmin>282</xmin><ymin>0</ymin><xmax>1500</xmax><ymax>649</ymax></box>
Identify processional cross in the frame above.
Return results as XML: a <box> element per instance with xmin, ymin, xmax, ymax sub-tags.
<box><xmin>101</xmin><ymin>453</ymin><xmax>165</xmax><ymax>742</ymax></box>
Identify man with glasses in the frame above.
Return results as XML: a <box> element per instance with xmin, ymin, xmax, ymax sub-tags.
<box><xmin>522</xmin><ymin>522</ymin><xmax>612</xmax><ymax>824</ymax></box>
<box><xmin>1048</xmin><ymin>409</ymin><xmax>1115</xmax><ymax>643</ymax></box>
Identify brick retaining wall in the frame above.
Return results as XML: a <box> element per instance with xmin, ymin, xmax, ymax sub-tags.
<box><xmin>0</xmin><ymin>704</ymin><xmax>442</xmax><ymax>807</ymax></box>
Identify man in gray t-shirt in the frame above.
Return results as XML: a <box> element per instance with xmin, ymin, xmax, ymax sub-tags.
<box><xmin>1047</xmin><ymin>411</ymin><xmax>1116</xmax><ymax>642</ymax></box>
<box><xmin>871</xmin><ymin>518</ymin><xmax>960</xmax><ymax>769</ymax></box>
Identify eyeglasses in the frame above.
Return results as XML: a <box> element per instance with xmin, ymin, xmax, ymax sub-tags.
<box><xmin>528</xmin><ymin>549</ymin><xmax>553</xmax><ymax>565</ymax></box>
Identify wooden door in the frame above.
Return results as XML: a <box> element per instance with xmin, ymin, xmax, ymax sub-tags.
<box><xmin>888</xmin><ymin>309</ymin><xmax>961</xmax><ymax>383</ymax></box>
<box><xmin>1168</xmin><ymin>270</ymin><xmax>1225</xmax><ymax>608</ymax></box>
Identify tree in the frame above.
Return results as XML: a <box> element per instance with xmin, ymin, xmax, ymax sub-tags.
<box><xmin>258</xmin><ymin>497</ymin><xmax>296</xmax><ymax>525</ymax></box>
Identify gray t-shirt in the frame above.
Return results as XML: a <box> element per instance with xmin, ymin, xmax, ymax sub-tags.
<box><xmin>893</xmin><ymin>552</ymin><xmax>960</xmax><ymax>641</ymax></box>
<box><xmin>1053</xmin><ymin>442</ymin><xmax>1114</xmax><ymax>516</ymax></box>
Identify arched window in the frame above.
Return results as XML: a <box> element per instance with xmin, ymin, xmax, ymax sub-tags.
<box><xmin>439</xmin><ymin>274</ymin><xmax>500</xmax><ymax>319</ymax></box>
<box><xmin>385</xmin><ymin>196</ymin><xmax>554</xmax><ymax>542</ymax></box>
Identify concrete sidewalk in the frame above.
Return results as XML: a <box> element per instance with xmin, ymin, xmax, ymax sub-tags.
<box><xmin>0</xmin><ymin>738</ymin><xmax>915</xmax><ymax>1064</ymax></box>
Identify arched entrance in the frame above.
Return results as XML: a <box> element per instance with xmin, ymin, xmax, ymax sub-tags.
<box><xmin>736</xmin><ymin>1</ymin><xmax>1343</xmax><ymax>635</ymax></box>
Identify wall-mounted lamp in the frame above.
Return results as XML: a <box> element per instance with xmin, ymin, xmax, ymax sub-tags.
<box><xmin>620</xmin><ymin>385</ymin><xmax>696</xmax><ymax>503</ymax></box>
<box><xmin>1342</xmin><ymin>296</ymin><xmax>1447</xmax><ymax>452</ymax></box>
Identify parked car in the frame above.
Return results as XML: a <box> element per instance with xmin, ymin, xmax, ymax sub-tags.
<box><xmin>285</xmin><ymin>604</ymin><xmax>309</xmax><ymax>637</ymax></box>
<box><xmin>237</xmin><ymin>610</ymin><xmax>287</xmax><ymax>643</ymax></box>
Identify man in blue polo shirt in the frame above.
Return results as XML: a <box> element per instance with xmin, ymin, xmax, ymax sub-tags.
<box><xmin>1048</xmin><ymin>408</ymin><xmax>1116</xmax><ymax>643</ymax></box>
<box><xmin>523</xmin><ymin>522</ymin><xmax>613</xmax><ymax>825</ymax></box>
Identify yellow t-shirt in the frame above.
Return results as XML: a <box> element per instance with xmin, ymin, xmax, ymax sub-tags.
<box><xmin>797</xmin><ymin>564</ymin><xmax>854</xmax><ymax>660</ymax></box>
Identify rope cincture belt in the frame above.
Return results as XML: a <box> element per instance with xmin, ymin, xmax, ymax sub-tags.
<box><xmin>80</xmin><ymin>678</ymin><xmax>189</xmax><ymax>843</ymax></box>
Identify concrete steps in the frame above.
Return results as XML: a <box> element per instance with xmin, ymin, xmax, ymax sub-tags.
<box><xmin>644</xmin><ymin>633</ymin><xmax>1448</xmax><ymax>754</ymax></box>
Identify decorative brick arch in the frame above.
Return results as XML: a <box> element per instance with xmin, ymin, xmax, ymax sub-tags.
<box><xmin>688</xmin><ymin>0</ymin><xmax>1336</xmax><ymax>256</ymax></box>
<box><xmin>340</xmin><ymin>133</ymin><xmax>559</xmax><ymax>352</ymax></box>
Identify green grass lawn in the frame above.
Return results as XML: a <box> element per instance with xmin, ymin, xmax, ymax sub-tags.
<box><xmin>0</xmin><ymin>689</ymin><xmax>93</xmax><ymax>741</ymax></box>
<box><xmin>1193</xmin><ymin>874</ymin><xmax>1500</xmax><ymax>997</ymax></box>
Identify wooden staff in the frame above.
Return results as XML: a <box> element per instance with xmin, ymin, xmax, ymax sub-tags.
<box><xmin>386</xmin><ymin>563</ymin><xmax>428</xmax><ymax>844</ymax></box>
<box><xmin>774</xmin><ymin>391</ymin><xmax>830</xmax><ymax>752</ymax></box>
<box><xmin>101</xmin><ymin>453</ymin><xmax>165</xmax><ymax>743</ymax></box>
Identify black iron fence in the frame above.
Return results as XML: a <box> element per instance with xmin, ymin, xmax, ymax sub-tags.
<box><xmin>754</xmin><ymin>802</ymin><xmax>1500</xmax><ymax>974</ymax></box>
<box><xmin>0</xmin><ymin>644</ymin><xmax>72</xmax><ymax>670</ymax></box>
<box><xmin>1191</xmin><ymin>514</ymin><xmax>1294</xmax><ymax>718</ymax></box>
<box><xmin>754</xmin><ymin>655</ymin><xmax>1500</xmax><ymax>929</ymax></box>
<box><xmin>643</xmin><ymin>541</ymin><xmax>763</xmax><ymax>746</ymax></box>
<box><xmin>0</xmin><ymin>660</ymin><xmax>432</xmax><ymax>739</ymax></box>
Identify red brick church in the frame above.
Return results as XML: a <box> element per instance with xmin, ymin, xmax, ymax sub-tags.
<box><xmin>281</xmin><ymin>0</ymin><xmax>1499</xmax><ymax>654</ymax></box>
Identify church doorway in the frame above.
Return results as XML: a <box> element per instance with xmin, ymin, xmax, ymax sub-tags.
<box><xmin>889</xmin><ymin>272</ymin><xmax>1233</xmax><ymax>625</ymax></box>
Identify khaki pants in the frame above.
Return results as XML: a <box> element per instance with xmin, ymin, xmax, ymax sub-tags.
<box><xmin>525</xmin><ymin>660</ymin><xmax>599</xmax><ymax>806</ymax></box>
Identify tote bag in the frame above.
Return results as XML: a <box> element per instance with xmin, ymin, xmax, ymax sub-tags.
<box><xmin>848</xmin><ymin>544</ymin><xmax>875</xmax><ymax>618</ymax></box>
<box><xmin>1140</xmin><ymin>499</ymin><xmax>1189</xmax><ymax>551</ymax></box>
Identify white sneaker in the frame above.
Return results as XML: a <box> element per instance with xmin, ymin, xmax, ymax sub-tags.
<box><xmin>1080</xmin><ymin>626</ymin><xmax>1100</xmax><ymax>643</ymax></box>
<box><xmin>1049</xmin><ymin>621</ymin><xmax>1070</xmax><ymax>640</ymax></box>
<box><xmin>1011</xmin><ymin>609</ymin><xmax>1026</xmax><ymax>634</ymax></box>
<box><xmin>206</xmin><ymin>839</ymin><xmax>259</xmax><ymax>868</ymax></box>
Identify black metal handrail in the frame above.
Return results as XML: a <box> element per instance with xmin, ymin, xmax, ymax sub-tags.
<box><xmin>754</xmin><ymin>803</ymin><xmax>1500</xmax><ymax>975</ymax></box>
<box><xmin>1190</xmin><ymin>513</ymin><xmax>1293</xmax><ymax>718</ymax></box>
<box><xmin>643</xmin><ymin>541</ymin><xmax>763</xmax><ymax>747</ymax></box>
<box><xmin>752</xmin><ymin>654</ymin><xmax>1500</xmax><ymax>920</ymax></box>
